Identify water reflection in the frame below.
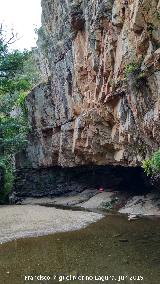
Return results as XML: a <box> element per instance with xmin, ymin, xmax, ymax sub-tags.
<box><xmin>0</xmin><ymin>215</ymin><xmax>159</xmax><ymax>284</ymax></box>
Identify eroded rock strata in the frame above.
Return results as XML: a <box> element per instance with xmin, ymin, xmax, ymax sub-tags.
<box><xmin>13</xmin><ymin>0</ymin><xmax>160</xmax><ymax>198</ymax></box>
<box><xmin>25</xmin><ymin>0</ymin><xmax>160</xmax><ymax>169</ymax></box>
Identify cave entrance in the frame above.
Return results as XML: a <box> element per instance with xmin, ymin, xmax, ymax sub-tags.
<box><xmin>14</xmin><ymin>165</ymin><xmax>152</xmax><ymax>199</ymax></box>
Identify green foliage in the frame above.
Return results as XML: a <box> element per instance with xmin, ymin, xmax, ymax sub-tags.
<box><xmin>20</xmin><ymin>52</ymin><xmax>41</xmax><ymax>87</ymax></box>
<box><xmin>124</xmin><ymin>63</ymin><xmax>139</xmax><ymax>77</ymax></box>
<box><xmin>102</xmin><ymin>197</ymin><xmax>119</xmax><ymax>212</ymax></box>
<box><xmin>0</xmin><ymin>157</ymin><xmax>13</xmax><ymax>202</ymax></box>
<box><xmin>0</xmin><ymin>25</ymin><xmax>40</xmax><ymax>202</ymax></box>
<box><xmin>0</xmin><ymin>42</ymin><xmax>31</xmax><ymax>94</ymax></box>
<box><xmin>142</xmin><ymin>150</ymin><xmax>160</xmax><ymax>176</ymax></box>
<box><xmin>0</xmin><ymin>116</ymin><xmax>28</xmax><ymax>155</ymax></box>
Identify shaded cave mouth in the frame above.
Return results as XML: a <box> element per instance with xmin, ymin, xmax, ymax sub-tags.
<box><xmin>14</xmin><ymin>165</ymin><xmax>153</xmax><ymax>199</ymax></box>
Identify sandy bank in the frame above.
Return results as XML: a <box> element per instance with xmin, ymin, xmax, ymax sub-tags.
<box><xmin>0</xmin><ymin>205</ymin><xmax>103</xmax><ymax>244</ymax></box>
<box><xmin>22</xmin><ymin>191</ymin><xmax>160</xmax><ymax>217</ymax></box>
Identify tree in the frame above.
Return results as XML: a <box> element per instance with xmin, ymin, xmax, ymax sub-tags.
<box><xmin>0</xmin><ymin>24</ymin><xmax>40</xmax><ymax>202</ymax></box>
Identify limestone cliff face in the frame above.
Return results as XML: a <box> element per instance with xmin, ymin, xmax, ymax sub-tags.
<box><xmin>26</xmin><ymin>0</ymin><xmax>160</xmax><ymax>168</ymax></box>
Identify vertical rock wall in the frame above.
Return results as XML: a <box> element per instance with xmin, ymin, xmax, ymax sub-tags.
<box><xmin>25</xmin><ymin>0</ymin><xmax>160</xmax><ymax>168</ymax></box>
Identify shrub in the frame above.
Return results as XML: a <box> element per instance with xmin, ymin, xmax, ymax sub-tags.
<box><xmin>124</xmin><ymin>63</ymin><xmax>139</xmax><ymax>77</ymax></box>
<box><xmin>0</xmin><ymin>157</ymin><xmax>13</xmax><ymax>203</ymax></box>
<box><xmin>0</xmin><ymin>24</ymin><xmax>40</xmax><ymax>202</ymax></box>
<box><xmin>142</xmin><ymin>150</ymin><xmax>160</xmax><ymax>176</ymax></box>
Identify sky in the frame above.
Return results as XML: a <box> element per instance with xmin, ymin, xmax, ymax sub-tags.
<box><xmin>0</xmin><ymin>0</ymin><xmax>42</xmax><ymax>50</ymax></box>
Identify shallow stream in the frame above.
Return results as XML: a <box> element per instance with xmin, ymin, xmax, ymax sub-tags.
<box><xmin>0</xmin><ymin>215</ymin><xmax>159</xmax><ymax>284</ymax></box>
